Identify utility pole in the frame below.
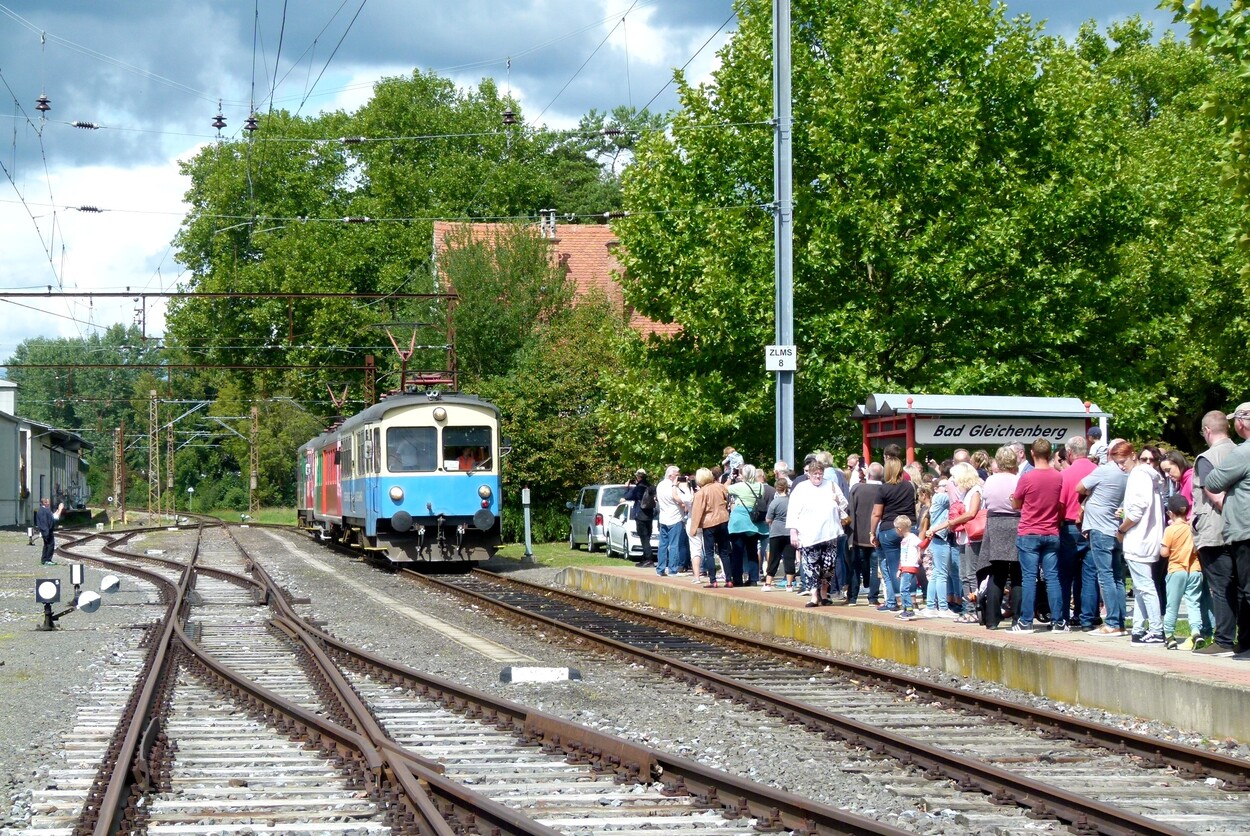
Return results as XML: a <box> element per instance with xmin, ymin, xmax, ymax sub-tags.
<box><xmin>113</xmin><ymin>423</ymin><xmax>126</xmax><ymax>523</ymax></box>
<box><xmin>166</xmin><ymin>423</ymin><xmax>175</xmax><ymax>518</ymax></box>
<box><xmin>773</xmin><ymin>0</ymin><xmax>795</xmax><ymax>468</ymax></box>
<box><xmin>249</xmin><ymin>405</ymin><xmax>260</xmax><ymax>514</ymax></box>
<box><xmin>148</xmin><ymin>390</ymin><xmax>159</xmax><ymax>515</ymax></box>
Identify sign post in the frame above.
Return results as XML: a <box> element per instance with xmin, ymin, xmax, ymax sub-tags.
<box><xmin>521</xmin><ymin>487</ymin><xmax>534</xmax><ymax>565</ymax></box>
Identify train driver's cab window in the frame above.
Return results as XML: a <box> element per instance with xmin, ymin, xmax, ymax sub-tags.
<box><xmin>387</xmin><ymin>427</ymin><xmax>436</xmax><ymax>472</ymax></box>
<box><xmin>443</xmin><ymin>426</ymin><xmax>492</xmax><ymax>471</ymax></box>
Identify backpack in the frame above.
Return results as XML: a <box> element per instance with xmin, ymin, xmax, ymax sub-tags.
<box><xmin>639</xmin><ymin>485</ymin><xmax>656</xmax><ymax>512</ymax></box>
<box><xmin>746</xmin><ymin>484</ymin><xmax>768</xmax><ymax>525</ymax></box>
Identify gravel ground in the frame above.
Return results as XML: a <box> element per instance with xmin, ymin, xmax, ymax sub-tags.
<box><xmin>2</xmin><ymin>524</ymin><xmax>1247</xmax><ymax>834</ymax></box>
<box><xmin>0</xmin><ymin>529</ymin><xmax>160</xmax><ymax>829</ymax></box>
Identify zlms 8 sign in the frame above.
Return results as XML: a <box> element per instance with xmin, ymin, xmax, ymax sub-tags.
<box><xmin>914</xmin><ymin>418</ymin><xmax>1084</xmax><ymax>445</ymax></box>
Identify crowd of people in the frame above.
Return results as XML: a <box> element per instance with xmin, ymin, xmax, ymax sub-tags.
<box><xmin>625</xmin><ymin>405</ymin><xmax>1250</xmax><ymax>656</ymax></box>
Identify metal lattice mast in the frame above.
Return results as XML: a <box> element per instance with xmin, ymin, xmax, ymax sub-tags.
<box><xmin>249</xmin><ymin>405</ymin><xmax>260</xmax><ymax>513</ymax></box>
<box><xmin>113</xmin><ymin>424</ymin><xmax>124</xmax><ymax>520</ymax></box>
<box><xmin>148</xmin><ymin>390</ymin><xmax>159</xmax><ymax>514</ymax></box>
<box><xmin>166</xmin><ymin>423</ymin><xmax>175</xmax><ymax>517</ymax></box>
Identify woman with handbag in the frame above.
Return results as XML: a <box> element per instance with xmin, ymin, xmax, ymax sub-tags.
<box><xmin>728</xmin><ymin>464</ymin><xmax>769</xmax><ymax>586</ymax></box>
<box><xmin>980</xmin><ymin>446</ymin><xmax>1023</xmax><ymax>629</ymax></box>
<box><xmin>946</xmin><ymin>462</ymin><xmax>985</xmax><ymax>623</ymax></box>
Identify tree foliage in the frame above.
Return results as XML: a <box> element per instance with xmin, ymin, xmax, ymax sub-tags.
<box><xmin>612</xmin><ymin>0</ymin><xmax>1247</xmax><ymax>459</ymax></box>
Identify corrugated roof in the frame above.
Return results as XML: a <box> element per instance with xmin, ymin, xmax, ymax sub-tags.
<box><xmin>852</xmin><ymin>393</ymin><xmax>1109</xmax><ymax>420</ymax></box>
<box><xmin>432</xmin><ymin>220</ymin><xmax>681</xmax><ymax>338</ymax></box>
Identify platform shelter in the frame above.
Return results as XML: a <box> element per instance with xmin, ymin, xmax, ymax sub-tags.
<box><xmin>850</xmin><ymin>394</ymin><xmax>1110</xmax><ymax>464</ymax></box>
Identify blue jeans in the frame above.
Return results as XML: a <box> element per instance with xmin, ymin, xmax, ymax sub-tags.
<box><xmin>658</xmin><ymin>522</ymin><xmax>682</xmax><ymax>576</ymax></box>
<box><xmin>834</xmin><ymin>535</ymin><xmax>848</xmax><ymax>593</ymax></box>
<box><xmin>877</xmin><ymin>524</ymin><xmax>902</xmax><ymax>607</ymax></box>
<box><xmin>929</xmin><ymin>536</ymin><xmax>956</xmax><ymax>612</ymax></box>
<box><xmin>899</xmin><ymin>570</ymin><xmax>917</xmax><ymax>612</ymax></box>
<box><xmin>1017</xmin><ymin>534</ymin><xmax>1063</xmax><ymax>627</ymax></box>
<box><xmin>1084</xmin><ymin>530</ymin><xmax>1126</xmax><ymax>630</ymax></box>
<box><xmin>1059</xmin><ymin>523</ymin><xmax>1087</xmax><ymax>626</ymax></box>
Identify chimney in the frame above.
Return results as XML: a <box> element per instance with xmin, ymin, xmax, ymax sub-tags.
<box><xmin>0</xmin><ymin>379</ymin><xmax>15</xmax><ymax>415</ymax></box>
<box><xmin>539</xmin><ymin>208</ymin><xmax>557</xmax><ymax>239</ymax></box>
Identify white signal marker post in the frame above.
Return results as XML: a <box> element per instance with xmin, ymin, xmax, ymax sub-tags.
<box><xmin>521</xmin><ymin>487</ymin><xmax>534</xmax><ymax>565</ymax></box>
<box><xmin>766</xmin><ymin>345</ymin><xmax>796</xmax><ymax>372</ymax></box>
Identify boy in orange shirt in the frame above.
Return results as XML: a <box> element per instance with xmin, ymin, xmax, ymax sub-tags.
<box><xmin>1160</xmin><ymin>494</ymin><xmax>1213</xmax><ymax>650</ymax></box>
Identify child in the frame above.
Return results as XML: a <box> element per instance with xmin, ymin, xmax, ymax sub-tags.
<box><xmin>1160</xmin><ymin>494</ymin><xmax>1212</xmax><ymax>650</ymax></box>
<box><xmin>896</xmin><ymin>515</ymin><xmax>921</xmax><ymax>620</ymax></box>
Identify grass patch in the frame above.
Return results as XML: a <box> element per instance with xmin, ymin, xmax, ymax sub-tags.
<box><xmin>201</xmin><ymin>507</ymin><xmax>297</xmax><ymax>525</ymax></box>
<box><xmin>493</xmin><ymin>541</ymin><xmax>628</xmax><ymax>569</ymax></box>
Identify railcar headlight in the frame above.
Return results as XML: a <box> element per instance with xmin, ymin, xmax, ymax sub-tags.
<box><xmin>389</xmin><ymin>486</ymin><xmax>404</xmax><ymax>502</ymax></box>
<box><xmin>477</xmin><ymin>485</ymin><xmax>492</xmax><ymax>500</ymax></box>
<box><xmin>432</xmin><ymin>407</ymin><xmax>447</xmax><ymax>422</ymax></box>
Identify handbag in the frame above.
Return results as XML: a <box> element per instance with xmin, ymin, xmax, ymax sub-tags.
<box><xmin>964</xmin><ymin>505</ymin><xmax>987</xmax><ymax>541</ymax></box>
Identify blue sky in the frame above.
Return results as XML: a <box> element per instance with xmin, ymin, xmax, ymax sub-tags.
<box><xmin>0</xmin><ymin>1</ymin><xmax>1187</xmax><ymax>354</ymax></box>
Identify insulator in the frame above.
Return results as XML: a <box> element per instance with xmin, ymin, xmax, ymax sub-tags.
<box><xmin>604</xmin><ymin>211</ymin><xmax>628</xmax><ymax>219</ymax></box>
<box><xmin>71</xmin><ymin>121</ymin><xmax>99</xmax><ymax>129</ymax></box>
<box><xmin>212</xmin><ymin>100</ymin><xmax>226</xmax><ymax>131</ymax></box>
<box><xmin>244</xmin><ymin>113</ymin><xmax>259</xmax><ymax>132</ymax></box>
<box><xmin>340</xmin><ymin>136</ymin><xmax>365</xmax><ymax>145</ymax></box>
<box><xmin>602</xmin><ymin>127</ymin><xmax>624</xmax><ymax>137</ymax></box>
<box><xmin>35</xmin><ymin>94</ymin><xmax>51</xmax><ymax>113</ymax></box>
<box><xmin>502</xmin><ymin>108</ymin><xmax>517</xmax><ymax>126</ymax></box>
<box><xmin>343</xmin><ymin>216</ymin><xmax>371</xmax><ymax>223</ymax></box>
<box><xmin>77</xmin><ymin>206</ymin><xmax>102</xmax><ymax>213</ymax></box>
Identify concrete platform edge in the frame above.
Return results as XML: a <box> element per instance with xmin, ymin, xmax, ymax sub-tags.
<box><xmin>559</xmin><ymin>567</ymin><xmax>1250</xmax><ymax>743</ymax></box>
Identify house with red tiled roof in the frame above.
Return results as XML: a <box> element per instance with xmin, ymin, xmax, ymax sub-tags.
<box><xmin>432</xmin><ymin>218</ymin><xmax>680</xmax><ymax>338</ymax></box>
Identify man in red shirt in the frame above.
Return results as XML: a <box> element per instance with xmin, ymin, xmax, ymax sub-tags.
<box><xmin>1012</xmin><ymin>438</ymin><xmax>1067</xmax><ymax>631</ymax></box>
<box><xmin>1059</xmin><ymin>435</ymin><xmax>1097</xmax><ymax>627</ymax></box>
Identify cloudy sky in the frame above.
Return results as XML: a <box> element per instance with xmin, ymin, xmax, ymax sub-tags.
<box><xmin>0</xmin><ymin>1</ymin><xmax>1179</xmax><ymax>359</ymax></box>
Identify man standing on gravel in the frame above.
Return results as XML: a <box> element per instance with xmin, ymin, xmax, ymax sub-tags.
<box><xmin>35</xmin><ymin>497</ymin><xmax>64</xmax><ymax>566</ymax></box>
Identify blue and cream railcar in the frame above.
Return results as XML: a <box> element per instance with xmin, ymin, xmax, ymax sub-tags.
<box><xmin>297</xmin><ymin>392</ymin><xmax>502</xmax><ymax>564</ymax></box>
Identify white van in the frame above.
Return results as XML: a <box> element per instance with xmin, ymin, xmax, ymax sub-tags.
<box><xmin>566</xmin><ymin>484</ymin><xmax>627</xmax><ymax>552</ymax></box>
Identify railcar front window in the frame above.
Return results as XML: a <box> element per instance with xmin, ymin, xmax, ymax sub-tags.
<box><xmin>443</xmin><ymin>426</ymin><xmax>493</xmax><ymax>471</ymax></box>
<box><xmin>387</xmin><ymin>427</ymin><xmax>437</xmax><ymax>472</ymax></box>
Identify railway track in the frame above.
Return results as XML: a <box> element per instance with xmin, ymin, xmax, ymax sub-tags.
<box><xmin>410</xmin><ymin>569</ymin><xmax>1250</xmax><ymax>836</ymax></box>
<box><xmin>28</xmin><ymin>523</ymin><xmax>905</xmax><ymax>835</ymax></box>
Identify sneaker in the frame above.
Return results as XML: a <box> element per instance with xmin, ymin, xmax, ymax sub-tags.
<box><xmin>1137</xmin><ymin>634</ymin><xmax>1165</xmax><ymax>645</ymax></box>
<box><xmin>703</xmin><ymin>581</ymin><xmax>719</xmax><ymax>589</ymax></box>
<box><xmin>40</xmin><ymin>560</ymin><xmax>57</xmax><ymax>566</ymax></box>
<box><xmin>761</xmin><ymin>584</ymin><xmax>774</xmax><ymax>592</ymax></box>
<box><xmin>1093</xmin><ymin>626</ymin><xmax>1126</xmax><ymax>637</ymax></box>
<box><xmin>1176</xmin><ymin>636</ymin><xmax>1194</xmax><ymax>651</ymax></box>
<box><xmin>846</xmin><ymin>600</ymin><xmax>858</xmax><ymax>607</ymax></box>
<box><xmin>1130</xmin><ymin>633</ymin><xmax>1145</xmax><ymax>644</ymax></box>
<box><xmin>935</xmin><ymin>609</ymin><xmax>958</xmax><ymax>619</ymax></box>
<box><xmin>1194</xmin><ymin>642</ymin><xmax>1235</xmax><ymax>656</ymax></box>
<box><xmin>876</xmin><ymin>604</ymin><xmax>898</xmax><ymax>612</ymax></box>
<box><xmin>1009</xmin><ymin>623</ymin><xmax>1033</xmax><ymax>633</ymax></box>
<box><xmin>1036</xmin><ymin>614</ymin><xmax>1052</xmax><ymax>626</ymax></box>
<box><xmin>1050</xmin><ymin>621</ymin><xmax>1071</xmax><ymax>633</ymax></box>
<box><xmin>1164</xmin><ymin>635</ymin><xmax>1178</xmax><ymax>649</ymax></box>
<box><xmin>897</xmin><ymin>610</ymin><xmax>916</xmax><ymax>620</ymax></box>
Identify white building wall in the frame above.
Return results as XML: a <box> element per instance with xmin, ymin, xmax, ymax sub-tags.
<box><xmin>0</xmin><ymin>413</ymin><xmax>17</xmax><ymax>528</ymax></box>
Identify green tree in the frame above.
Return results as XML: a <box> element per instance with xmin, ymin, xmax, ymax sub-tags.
<box><xmin>476</xmin><ymin>292</ymin><xmax>633</xmax><ymax>539</ymax></box>
<box><xmin>612</xmin><ymin>0</ymin><xmax>1243</xmax><ymax>456</ymax></box>
<box><xmin>439</xmin><ymin>223</ymin><xmax>573</xmax><ymax>383</ymax></box>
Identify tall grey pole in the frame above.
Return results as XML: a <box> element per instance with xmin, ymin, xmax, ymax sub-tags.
<box><xmin>773</xmin><ymin>0</ymin><xmax>795</xmax><ymax>469</ymax></box>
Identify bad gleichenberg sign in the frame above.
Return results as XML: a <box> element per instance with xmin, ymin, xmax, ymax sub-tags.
<box><xmin>914</xmin><ymin>418</ymin><xmax>1084</xmax><ymax>445</ymax></box>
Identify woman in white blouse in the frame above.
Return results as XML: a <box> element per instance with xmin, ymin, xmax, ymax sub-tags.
<box><xmin>788</xmin><ymin>459</ymin><xmax>849</xmax><ymax>608</ymax></box>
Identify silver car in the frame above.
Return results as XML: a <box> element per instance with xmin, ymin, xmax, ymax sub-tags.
<box><xmin>567</xmin><ymin>484</ymin><xmax>627</xmax><ymax>552</ymax></box>
<box><xmin>604</xmin><ymin>500</ymin><xmax>661</xmax><ymax>560</ymax></box>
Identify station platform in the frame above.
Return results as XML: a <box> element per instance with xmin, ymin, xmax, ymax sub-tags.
<box><xmin>558</xmin><ymin>564</ymin><xmax>1250</xmax><ymax>743</ymax></box>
